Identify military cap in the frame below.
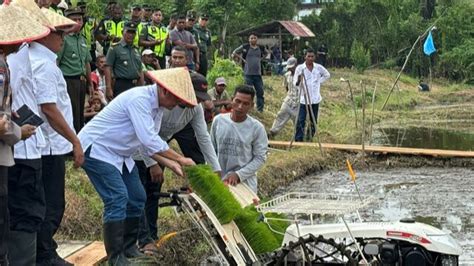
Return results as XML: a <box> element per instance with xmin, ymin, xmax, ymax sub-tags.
<box><xmin>186</xmin><ymin>10</ymin><xmax>196</xmax><ymax>20</ymax></box>
<box><xmin>142</xmin><ymin>4</ymin><xmax>151</xmax><ymax>9</ymax></box>
<box><xmin>123</xmin><ymin>21</ymin><xmax>138</xmax><ymax>31</ymax></box>
<box><xmin>131</xmin><ymin>4</ymin><xmax>141</xmax><ymax>10</ymax></box>
<box><xmin>64</xmin><ymin>7</ymin><xmax>84</xmax><ymax>17</ymax></box>
<box><xmin>200</xmin><ymin>14</ymin><xmax>209</xmax><ymax>19</ymax></box>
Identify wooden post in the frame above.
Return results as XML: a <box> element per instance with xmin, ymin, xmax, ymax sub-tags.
<box><xmin>369</xmin><ymin>81</ymin><xmax>378</xmax><ymax>145</ymax></box>
<box><xmin>361</xmin><ymin>81</ymin><xmax>366</xmax><ymax>165</ymax></box>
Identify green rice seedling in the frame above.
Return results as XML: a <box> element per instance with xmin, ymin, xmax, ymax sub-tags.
<box><xmin>185</xmin><ymin>165</ymin><xmax>241</xmax><ymax>224</ymax></box>
<box><xmin>234</xmin><ymin>206</ymin><xmax>283</xmax><ymax>254</ymax></box>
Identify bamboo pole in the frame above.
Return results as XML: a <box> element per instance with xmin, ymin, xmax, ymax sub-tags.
<box><xmin>369</xmin><ymin>81</ymin><xmax>378</xmax><ymax>145</ymax></box>
<box><xmin>361</xmin><ymin>81</ymin><xmax>366</xmax><ymax>166</ymax></box>
<box><xmin>341</xmin><ymin>78</ymin><xmax>358</xmax><ymax>129</ymax></box>
<box><xmin>381</xmin><ymin>15</ymin><xmax>444</xmax><ymax>110</ymax></box>
<box><xmin>301</xmin><ymin>72</ymin><xmax>324</xmax><ymax>157</ymax></box>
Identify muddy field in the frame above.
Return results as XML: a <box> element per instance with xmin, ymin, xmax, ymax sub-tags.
<box><xmin>273</xmin><ymin>167</ymin><xmax>474</xmax><ymax>265</ymax></box>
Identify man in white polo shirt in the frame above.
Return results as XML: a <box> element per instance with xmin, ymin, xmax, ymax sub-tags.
<box><xmin>78</xmin><ymin>68</ymin><xmax>196</xmax><ymax>264</ymax></box>
<box><xmin>293</xmin><ymin>48</ymin><xmax>330</xmax><ymax>142</ymax></box>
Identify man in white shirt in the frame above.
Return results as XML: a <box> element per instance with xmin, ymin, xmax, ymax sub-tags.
<box><xmin>78</xmin><ymin>68</ymin><xmax>196</xmax><ymax>264</ymax></box>
<box><xmin>210</xmin><ymin>85</ymin><xmax>268</xmax><ymax>193</ymax></box>
<box><xmin>293</xmin><ymin>48</ymin><xmax>330</xmax><ymax>142</ymax></box>
<box><xmin>29</xmin><ymin>30</ymin><xmax>85</xmax><ymax>265</ymax></box>
<box><xmin>136</xmin><ymin>72</ymin><xmax>221</xmax><ymax>253</ymax></box>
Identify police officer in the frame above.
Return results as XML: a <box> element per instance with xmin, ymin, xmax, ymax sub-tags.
<box><xmin>129</xmin><ymin>4</ymin><xmax>147</xmax><ymax>49</ymax></box>
<box><xmin>194</xmin><ymin>14</ymin><xmax>212</xmax><ymax>76</ymax></box>
<box><xmin>139</xmin><ymin>8</ymin><xmax>168</xmax><ymax>69</ymax></box>
<box><xmin>105</xmin><ymin>21</ymin><xmax>143</xmax><ymax>101</ymax></box>
<box><xmin>95</xmin><ymin>3</ymin><xmax>125</xmax><ymax>55</ymax></box>
<box><xmin>78</xmin><ymin>0</ymin><xmax>97</xmax><ymax>69</ymax></box>
<box><xmin>141</xmin><ymin>4</ymin><xmax>153</xmax><ymax>24</ymax></box>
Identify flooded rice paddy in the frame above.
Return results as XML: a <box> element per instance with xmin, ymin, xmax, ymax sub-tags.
<box><xmin>273</xmin><ymin>167</ymin><xmax>474</xmax><ymax>264</ymax></box>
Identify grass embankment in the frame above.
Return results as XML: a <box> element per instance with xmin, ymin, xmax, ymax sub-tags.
<box><xmin>59</xmin><ymin>68</ymin><xmax>473</xmax><ymax>264</ymax></box>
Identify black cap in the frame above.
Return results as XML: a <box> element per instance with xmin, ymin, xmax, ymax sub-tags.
<box><xmin>190</xmin><ymin>72</ymin><xmax>211</xmax><ymax>101</ymax></box>
<box><xmin>123</xmin><ymin>21</ymin><xmax>138</xmax><ymax>31</ymax></box>
<box><xmin>65</xmin><ymin>7</ymin><xmax>84</xmax><ymax>17</ymax></box>
<box><xmin>131</xmin><ymin>4</ymin><xmax>141</xmax><ymax>10</ymax></box>
<box><xmin>201</xmin><ymin>14</ymin><xmax>209</xmax><ymax>19</ymax></box>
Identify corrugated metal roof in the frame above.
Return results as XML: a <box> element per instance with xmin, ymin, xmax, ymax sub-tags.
<box><xmin>279</xmin><ymin>21</ymin><xmax>315</xmax><ymax>37</ymax></box>
<box><xmin>233</xmin><ymin>20</ymin><xmax>315</xmax><ymax>38</ymax></box>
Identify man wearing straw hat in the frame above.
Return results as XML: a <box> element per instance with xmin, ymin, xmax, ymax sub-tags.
<box><xmin>78</xmin><ymin>67</ymin><xmax>196</xmax><ymax>264</ymax></box>
<box><xmin>7</xmin><ymin>5</ymin><xmax>84</xmax><ymax>265</ymax></box>
<box><xmin>0</xmin><ymin>1</ymin><xmax>50</xmax><ymax>265</ymax></box>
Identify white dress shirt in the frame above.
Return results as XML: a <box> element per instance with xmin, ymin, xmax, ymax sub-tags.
<box><xmin>7</xmin><ymin>44</ymin><xmax>45</xmax><ymax>159</ymax></box>
<box><xmin>79</xmin><ymin>84</ymin><xmax>169</xmax><ymax>173</ymax></box>
<box><xmin>29</xmin><ymin>42</ymin><xmax>74</xmax><ymax>156</ymax></box>
<box><xmin>293</xmin><ymin>62</ymin><xmax>330</xmax><ymax>104</ymax></box>
<box><xmin>140</xmin><ymin>105</ymin><xmax>221</xmax><ymax>172</ymax></box>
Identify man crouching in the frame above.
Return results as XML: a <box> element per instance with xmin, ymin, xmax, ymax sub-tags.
<box><xmin>78</xmin><ymin>68</ymin><xmax>196</xmax><ymax>265</ymax></box>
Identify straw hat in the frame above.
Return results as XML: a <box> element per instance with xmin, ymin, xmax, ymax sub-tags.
<box><xmin>41</xmin><ymin>8</ymin><xmax>76</xmax><ymax>30</ymax></box>
<box><xmin>0</xmin><ymin>3</ymin><xmax>50</xmax><ymax>45</ymax></box>
<box><xmin>146</xmin><ymin>68</ymin><xmax>197</xmax><ymax>106</ymax></box>
<box><xmin>10</xmin><ymin>0</ymin><xmax>52</xmax><ymax>29</ymax></box>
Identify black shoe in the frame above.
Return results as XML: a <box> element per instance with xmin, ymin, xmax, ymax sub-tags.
<box><xmin>103</xmin><ymin>220</ymin><xmax>130</xmax><ymax>266</ymax></box>
<box><xmin>123</xmin><ymin>217</ymin><xmax>145</xmax><ymax>258</ymax></box>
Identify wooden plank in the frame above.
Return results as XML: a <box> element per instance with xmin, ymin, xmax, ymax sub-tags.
<box><xmin>65</xmin><ymin>241</ymin><xmax>107</xmax><ymax>266</ymax></box>
<box><xmin>57</xmin><ymin>241</ymin><xmax>91</xmax><ymax>258</ymax></box>
<box><xmin>269</xmin><ymin>141</ymin><xmax>474</xmax><ymax>158</ymax></box>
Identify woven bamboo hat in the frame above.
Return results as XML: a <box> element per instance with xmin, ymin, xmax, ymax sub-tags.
<box><xmin>146</xmin><ymin>68</ymin><xmax>197</xmax><ymax>106</ymax></box>
<box><xmin>10</xmin><ymin>0</ymin><xmax>52</xmax><ymax>29</ymax></box>
<box><xmin>0</xmin><ymin>3</ymin><xmax>50</xmax><ymax>45</ymax></box>
<box><xmin>40</xmin><ymin>8</ymin><xmax>76</xmax><ymax>30</ymax></box>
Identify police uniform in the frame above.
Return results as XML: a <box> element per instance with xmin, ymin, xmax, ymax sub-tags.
<box><xmin>106</xmin><ymin>21</ymin><xmax>142</xmax><ymax>96</ymax></box>
<box><xmin>95</xmin><ymin>15</ymin><xmax>125</xmax><ymax>55</ymax></box>
<box><xmin>194</xmin><ymin>14</ymin><xmax>212</xmax><ymax>76</ymax></box>
<box><xmin>140</xmin><ymin>22</ymin><xmax>168</xmax><ymax>69</ymax></box>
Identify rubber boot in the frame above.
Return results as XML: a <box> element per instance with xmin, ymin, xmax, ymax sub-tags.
<box><xmin>103</xmin><ymin>221</ymin><xmax>129</xmax><ymax>266</ymax></box>
<box><xmin>123</xmin><ymin>217</ymin><xmax>145</xmax><ymax>258</ymax></box>
<box><xmin>7</xmin><ymin>230</ymin><xmax>36</xmax><ymax>266</ymax></box>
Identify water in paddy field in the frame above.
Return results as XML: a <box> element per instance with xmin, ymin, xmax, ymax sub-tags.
<box><xmin>273</xmin><ymin>167</ymin><xmax>474</xmax><ymax>265</ymax></box>
<box><xmin>371</xmin><ymin>127</ymin><xmax>474</xmax><ymax>151</ymax></box>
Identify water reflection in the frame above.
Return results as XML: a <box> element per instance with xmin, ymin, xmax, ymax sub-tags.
<box><xmin>372</xmin><ymin>127</ymin><xmax>474</xmax><ymax>151</ymax></box>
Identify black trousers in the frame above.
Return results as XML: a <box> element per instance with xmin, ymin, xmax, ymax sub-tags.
<box><xmin>198</xmin><ymin>53</ymin><xmax>208</xmax><ymax>77</ymax></box>
<box><xmin>114</xmin><ymin>79</ymin><xmax>135</xmax><ymax>97</ymax></box>
<box><xmin>8</xmin><ymin>159</ymin><xmax>44</xmax><ymax>233</ymax></box>
<box><xmin>36</xmin><ymin>155</ymin><xmax>65</xmax><ymax>263</ymax></box>
<box><xmin>65</xmin><ymin>77</ymin><xmax>87</xmax><ymax>134</ymax></box>
<box><xmin>137</xmin><ymin>123</ymin><xmax>205</xmax><ymax>246</ymax></box>
<box><xmin>0</xmin><ymin>166</ymin><xmax>8</xmax><ymax>265</ymax></box>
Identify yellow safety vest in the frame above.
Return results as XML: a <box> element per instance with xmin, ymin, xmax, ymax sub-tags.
<box><xmin>146</xmin><ymin>24</ymin><xmax>168</xmax><ymax>57</ymax></box>
<box><xmin>81</xmin><ymin>18</ymin><xmax>96</xmax><ymax>49</ymax></box>
<box><xmin>133</xmin><ymin>22</ymin><xmax>145</xmax><ymax>49</ymax></box>
<box><xmin>104</xmin><ymin>20</ymin><xmax>125</xmax><ymax>41</ymax></box>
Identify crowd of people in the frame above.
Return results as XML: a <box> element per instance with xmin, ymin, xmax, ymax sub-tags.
<box><xmin>0</xmin><ymin>0</ymin><xmax>330</xmax><ymax>265</ymax></box>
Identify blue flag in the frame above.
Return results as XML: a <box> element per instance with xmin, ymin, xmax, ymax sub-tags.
<box><xmin>423</xmin><ymin>31</ymin><xmax>436</xmax><ymax>56</ymax></box>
